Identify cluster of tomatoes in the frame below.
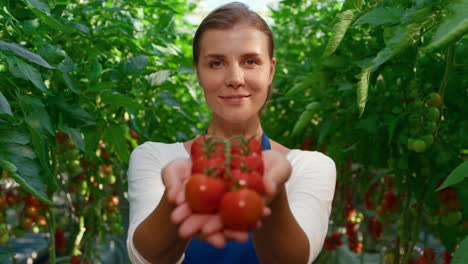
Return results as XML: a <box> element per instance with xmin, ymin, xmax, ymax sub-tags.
<box><xmin>0</xmin><ymin>174</ymin><xmax>48</xmax><ymax>238</ymax></box>
<box><xmin>376</xmin><ymin>189</ymin><xmax>399</xmax><ymax>218</ymax></box>
<box><xmin>323</xmin><ymin>231</ymin><xmax>343</xmax><ymax>251</ymax></box>
<box><xmin>407</xmin><ymin>91</ymin><xmax>442</xmax><ymax>153</ymax></box>
<box><xmin>105</xmin><ymin>195</ymin><xmax>124</xmax><ymax>235</ymax></box>
<box><xmin>343</xmin><ymin>202</ymin><xmax>364</xmax><ymax>254</ymax></box>
<box><xmin>185</xmin><ymin>135</ymin><xmax>265</xmax><ymax>231</ymax></box>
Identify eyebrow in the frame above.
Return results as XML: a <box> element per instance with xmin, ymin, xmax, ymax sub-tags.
<box><xmin>203</xmin><ymin>52</ymin><xmax>262</xmax><ymax>60</ymax></box>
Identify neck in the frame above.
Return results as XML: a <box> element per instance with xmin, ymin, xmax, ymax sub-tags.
<box><xmin>207</xmin><ymin>115</ymin><xmax>263</xmax><ymax>141</ymax></box>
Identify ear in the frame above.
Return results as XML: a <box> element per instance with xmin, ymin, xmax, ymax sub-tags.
<box><xmin>269</xmin><ymin>57</ymin><xmax>277</xmax><ymax>85</ymax></box>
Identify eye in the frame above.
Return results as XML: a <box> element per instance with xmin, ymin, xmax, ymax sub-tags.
<box><xmin>210</xmin><ymin>61</ymin><xmax>223</xmax><ymax>68</ymax></box>
<box><xmin>245</xmin><ymin>59</ymin><xmax>256</xmax><ymax>65</ymax></box>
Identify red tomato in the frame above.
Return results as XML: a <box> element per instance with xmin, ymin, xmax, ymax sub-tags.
<box><xmin>230</xmin><ymin>153</ymin><xmax>264</xmax><ymax>174</ymax></box>
<box><xmin>70</xmin><ymin>255</ymin><xmax>81</xmax><ymax>264</ymax></box>
<box><xmin>25</xmin><ymin>194</ymin><xmax>41</xmax><ymax>207</ymax></box>
<box><xmin>185</xmin><ymin>173</ymin><xmax>228</xmax><ymax>213</ymax></box>
<box><xmin>191</xmin><ymin>136</ymin><xmax>225</xmax><ymax>159</ymax></box>
<box><xmin>191</xmin><ymin>157</ymin><xmax>226</xmax><ymax>178</ymax></box>
<box><xmin>229</xmin><ymin>169</ymin><xmax>265</xmax><ymax>194</ymax></box>
<box><xmin>219</xmin><ymin>189</ymin><xmax>264</xmax><ymax>231</ymax></box>
<box><xmin>248</xmin><ymin>138</ymin><xmax>262</xmax><ymax>155</ymax></box>
<box><xmin>230</xmin><ymin>137</ymin><xmax>262</xmax><ymax>155</ymax></box>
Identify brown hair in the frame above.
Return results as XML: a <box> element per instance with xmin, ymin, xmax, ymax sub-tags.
<box><xmin>192</xmin><ymin>2</ymin><xmax>275</xmax><ymax>111</ymax></box>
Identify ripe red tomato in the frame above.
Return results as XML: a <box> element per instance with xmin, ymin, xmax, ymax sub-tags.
<box><xmin>229</xmin><ymin>169</ymin><xmax>265</xmax><ymax>194</ymax></box>
<box><xmin>191</xmin><ymin>136</ymin><xmax>225</xmax><ymax>160</ymax></box>
<box><xmin>230</xmin><ymin>137</ymin><xmax>262</xmax><ymax>155</ymax></box>
<box><xmin>230</xmin><ymin>153</ymin><xmax>264</xmax><ymax>174</ymax></box>
<box><xmin>185</xmin><ymin>173</ymin><xmax>228</xmax><ymax>213</ymax></box>
<box><xmin>219</xmin><ymin>189</ymin><xmax>263</xmax><ymax>231</ymax></box>
<box><xmin>191</xmin><ymin>157</ymin><xmax>226</xmax><ymax>178</ymax></box>
<box><xmin>70</xmin><ymin>255</ymin><xmax>81</xmax><ymax>264</ymax></box>
<box><xmin>25</xmin><ymin>194</ymin><xmax>41</xmax><ymax>207</ymax></box>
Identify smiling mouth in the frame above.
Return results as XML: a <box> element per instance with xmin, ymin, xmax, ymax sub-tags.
<box><xmin>219</xmin><ymin>95</ymin><xmax>251</xmax><ymax>99</ymax></box>
<box><xmin>219</xmin><ymin>95</ymin><xmax>251</xmax><ymax>105</ymax></box>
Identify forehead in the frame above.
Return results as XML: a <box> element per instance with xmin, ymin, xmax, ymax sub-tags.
<box><xmin>199</xmin><ymin>24</ymin><xmax>270</xmax><ymax>56</ymax></box>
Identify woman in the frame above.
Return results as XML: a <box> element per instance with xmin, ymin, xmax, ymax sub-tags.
<box><xmin>127</xmin><ymin>2</ymin><xmax>336</xmax><ymax>264</ymax></box>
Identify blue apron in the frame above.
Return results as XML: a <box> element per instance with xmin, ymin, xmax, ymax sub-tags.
<box><xmin>182</xmin><ymin>132</ymin><xmax>271</xmax><ymax>264</ymax></box>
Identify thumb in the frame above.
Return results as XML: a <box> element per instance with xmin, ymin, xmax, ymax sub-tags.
<box><xmin>162</xmin><ymin>158</ymin><xmax>192</xmax><ymax>202</ymax></box>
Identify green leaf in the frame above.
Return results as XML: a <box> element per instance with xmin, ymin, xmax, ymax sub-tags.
<box><xmin>24</xmin><ymin>0</ymin><xmax>51</xmax><ymax>14</ymax></box>
<box><xmin>0</xmin><ymin>159</ymin><xmax>52</xmax><ymax>205</ymax></box>
<box><xmin>103</xmin><ymin>124</ymin><xmax>130</xmax><ymax>163</ymax></box>
<box><xmin>452</xmin><ymin>235</ymin><xmax>468</xmax><ymax>264</ymax></box>
<box><xmin>23</xmin><ymin>0</ymin><xmax>73</xmax><ymax>32</ymax></box>
<box><xmin>322</xmin><ymin>10</ymin><xmax>355</xmax><ymax>58</ymax></box>
<box><xmin>292</xmin><ymin>102</ymin><xmax>319</xmax><ymax>136</ymax></box>
<box><xmin>146</xmin><ymin>70</ymin><xmax>171</xmax><ymax>86</ymax></box>
<box><xmin>365</xmin><ymin>25</ymin><xmax>420</xmax><ymax>72</ymax></box>
<box><xmin>6</xmin><ymin>56</ymin><xmax>49</xmax><ymax>93</ymax></box>
<box><xmin>0</xmin><ymin>129</ymin><xmax>30</xmax><ymax>144</ymax></box>
<box><xmin>342</xmin><ymin>0</ymin><xmax>364</xmax><ymax>11</ymax></box>
<box><xmin>0</xmin><ymin>91</ymin><xmax>13</xmax><ymax>116</ymax></box>
<box><xmin>0</xmin><ymin>40</ymin><xmax>55</xmax><ymax>69</ymax></box>
<box><xmin>123</xmin><ymin>55</ymin><xmax>148</xmax><ymax>75</ymax></box>
<box><xmin>354</xmin><ymin>7</ymin><xmax>404</xmax><ymax>26</ymax></box>
<box><xmin>88</xmin><ymin>56</ymin><xmax>102</xmax><ymax>82</ymax></box>
<box><xmin>101</xmin><ymin>92</ymin><xmax>146</xmax><ymax>110</ymax></box>
<box><xmin>437</xmin><ymin>160</ymin><xmax>468</xmax><ymax>191</ymax></box>
<box><xmin>357</xmin><ymin>69</ymin><xmax>370</xmax><ymax>117</ymax></box>
<box><xmin>424</xmin><ymin>0</ymin><xmax>468</xmax><ymax>51</ymax></box>
<box><xmin>285</xmin><ymin>78</ymin><xmax>314</xmax><ymax>97</ymax></box>
<box><xmin>18</xmin><ymin>95</ymin><xmax>54</xmax><ymax>138</ymax></box>
<box><xmin>59</xmin><ymin>125</ymin><xmax>85</xmax><ymax>152</ymax></box>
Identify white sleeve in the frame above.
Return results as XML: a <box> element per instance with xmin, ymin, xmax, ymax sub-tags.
<box><xmin>126</xmin><ymin>142</ymin><xmax>184</xmax><ymax>264</ymax></box>
<box><xmin>286</xmin><ymin>150</ymin><xmax>336</xmax><ymax>264</ymax></box>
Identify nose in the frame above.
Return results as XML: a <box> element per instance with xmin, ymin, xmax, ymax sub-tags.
<box><xmin>225</xmin><ymin>64</ymin><xmax>244</xmax><ymax>89</ymax></box>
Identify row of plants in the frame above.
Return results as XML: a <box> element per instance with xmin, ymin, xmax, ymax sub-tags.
<box><xmin>265</xmin><ymin>0</ymin><xmax>467</xmax><ymax>263</ymax></box>
<box><xmin>0</xmin><ymin>0</ymin><xmax>203</xmax><ymax>262</ymax></box>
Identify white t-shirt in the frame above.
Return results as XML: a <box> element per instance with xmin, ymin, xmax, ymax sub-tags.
<box><xmin>127</xmin><ymin>142</ymin><xmax>336</xmax><ymax>264</ymax></box>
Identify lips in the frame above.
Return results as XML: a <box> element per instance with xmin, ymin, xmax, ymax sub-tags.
<box><xmin>219</xmin><ymin>94</ymin><xmax>250</xmax><ymax>99</ymax></box>
<box><xmin>219</xmin><ymin>94</ymin><xmax>250</xmax><ymax>105</ymax></box>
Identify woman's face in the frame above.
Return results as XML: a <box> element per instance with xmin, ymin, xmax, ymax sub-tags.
<box><xmin>196</xmin><ymin>24</ymin><xmax>276</xmax><ymax>125</ymax></box>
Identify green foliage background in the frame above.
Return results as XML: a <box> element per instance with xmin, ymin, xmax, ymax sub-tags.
<box><xmin>0</xmin><ymin>0</ymin><xmax>467</xmax><ymax>263</ymax></box>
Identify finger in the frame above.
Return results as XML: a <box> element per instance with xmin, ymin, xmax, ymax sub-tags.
<box><xmin>201</xmin><ymin>215</ymin><xmax>224</xmax><ymax>235</ymax></box>
<box><xmin>175</xmin><ymin>186</ymin><xmax>186</xmax><ymax>205</ymax></box>
<box><xmin>262</xmin><ymin>206</ymin><xmax>271</xmax><ymax>217</ymax></box>
<box><xmin>224</xmin><ymin>230</ymin><xmax>249</xmax><ymax>243</ymax></box>
<box><xmin>178</xmin><ymin>214</ymin><xmax>211</xmax><ymax>238</ymax></box>
<box><xmin>171</xmin><ymin>203</ymin><xmax>192</xmax><ymax>224</ymax></box>
<box><xmin>161</xmin><ymin>158</ymin><xmax>192</xmax><ymax>187</ymax></box>
<box><xmin>204</xmin><ymin>232</ymin><xmax>226</xmax><ymax>249</ymax></box>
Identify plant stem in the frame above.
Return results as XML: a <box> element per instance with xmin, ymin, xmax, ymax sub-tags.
<box><xmin>48</xmin><ymin>205</ymin><xmax>57</xmax><ymax>264</ymax></box>
<box><xmin>73</xmin><ymin>216</ymin><xmax>86</xmax><ymax>255</ymax></box>
<box><xmin>435</xmin><ymin>44</ymin><xmax>455</xmax><ymax>140</ymax></box>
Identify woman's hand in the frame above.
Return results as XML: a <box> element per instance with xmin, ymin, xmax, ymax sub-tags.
<box><xmin>261</xmin><ymin>150</ymin><xmax>292</xmax><ymax>204</ymax></box>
